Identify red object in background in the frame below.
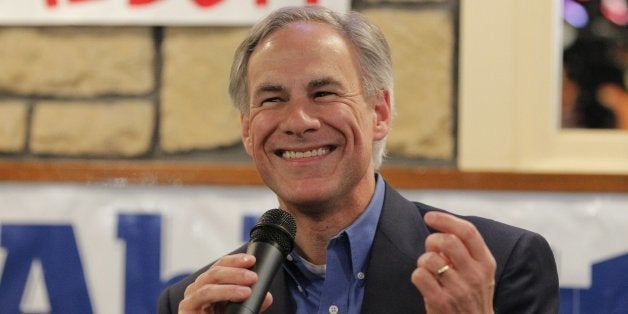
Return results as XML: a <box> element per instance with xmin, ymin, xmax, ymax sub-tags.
<box><xmin>129</xmin><ymin>0</ymin><xmax>158</xmax><ymax>5</ymax></box>
<box><xmin>193</xmin><ymin>0</ymin><xmax>223</xmax><ymax>7</ymax></box>
<box><xmin>47</xmin><ymin>0</ymin><xmax>320</xmax><ymax>8</ymax></box>
<box><xmin>47</xmin><ymin>0</ymin><xmax>100</xmax><ymax>7</ymax></box>
<box><xmin>601</xmin><ymin>0</ymin><xmax>628</xmax><ymax>25</ymax></box>
<box><xmin>113</xmin><ymin>0</ymin><xmax>225</xmax><ymax>7</ymax></box>
<box><xmin>256</xmin><ymin>0</ymin><xmax>318</xmax><ymax>5</ymax></box>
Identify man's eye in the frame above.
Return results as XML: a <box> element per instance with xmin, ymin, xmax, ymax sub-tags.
<box><xmin>261</xmin><ymin>97</ymin><xmax>283</xmax><ymax>105</ymax></box>
<box><xmin>314</xmin><ymin>91</ymin><xmax>334</xmax><ymax>98</ymax></box>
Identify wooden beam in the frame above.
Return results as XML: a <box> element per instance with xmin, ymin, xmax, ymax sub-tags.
<box><xmin>0</xmin><ymin>161</ymin><xmax>626</xmax><ymax>193</ymax></box>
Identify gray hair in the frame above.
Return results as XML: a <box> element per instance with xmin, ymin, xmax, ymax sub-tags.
<box><xmin>229</xmin><ymin>6</ymin><xmax>394</xmax><ymax>168</ymax></box>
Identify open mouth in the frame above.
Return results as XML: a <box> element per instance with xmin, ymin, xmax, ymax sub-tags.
<box><xmin>276</xmin><ymin>146</ymin><xmax>336</xmax><ymax>159</ymax></box>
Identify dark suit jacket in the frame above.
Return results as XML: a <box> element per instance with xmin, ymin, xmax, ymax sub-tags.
<box><xmin>158</xmin><ymin>182</ymin><xmax>559</xmax><ymax>313</ymax></box>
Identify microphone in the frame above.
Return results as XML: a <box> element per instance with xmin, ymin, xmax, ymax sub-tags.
<box><xmin>224</xmin><ymin>208</ymin><xmax>297</xmax><ymax>314</ymax></box>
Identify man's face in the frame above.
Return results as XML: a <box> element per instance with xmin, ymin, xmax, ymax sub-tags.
<box><xmin>241</xmin><ymin>22</ymin><xmax>391</xmax><ymax>212</ymax></box>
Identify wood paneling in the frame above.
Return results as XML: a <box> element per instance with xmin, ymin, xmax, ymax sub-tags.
<box><xmin>1</xmin><ymin>161</ymin><xmax>626</xmax><ymax>193</ymax></box>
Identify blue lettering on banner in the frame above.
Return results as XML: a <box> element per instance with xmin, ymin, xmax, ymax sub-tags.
<box><xmin>242</xmin><ymin>215</ymin><xmax>259</xmax><ymax>242</ymax></box>
<box><xmin>0</xmin><ymin>214</ymin><xmax>191</xmax><ymax>314</ymax></box>
<box><xmin>560</xmin><ymin>253</ymin><xmax>628</xmax><ymax>314</ymax></box>
<box><xmin>117</xmin><ymin>213</ymin><xmax>188</xmax><ymax>314</ymax></box>
<box><xmin>0</xmin><ymin>225</ymin><xmax>92</xmax><ymax>313</ymax></box>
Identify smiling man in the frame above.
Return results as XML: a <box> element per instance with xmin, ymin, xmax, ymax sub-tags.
<box><xmin>158</xmin><ymin>6</ymin><xmax>559</xmax><ymax>314</ymax></box>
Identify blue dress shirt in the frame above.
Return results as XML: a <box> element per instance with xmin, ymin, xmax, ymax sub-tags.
<box><xmin>284</xmin><ymin>174</ymin><xmax>385</xmax><ymax>314</ymax></box>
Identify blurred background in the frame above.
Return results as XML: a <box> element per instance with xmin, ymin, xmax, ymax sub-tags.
<box><xmin>0</xmin><ymin>0</ymin><xmax>627</xmax><ymax>313</ymax></box>
<box><xmin>561</xmin><ymin>0</ymin><xmax>627</xmax><ymax>130</ymax></box>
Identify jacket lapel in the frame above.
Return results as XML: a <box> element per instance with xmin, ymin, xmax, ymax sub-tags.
<box><xmin>266</xmin><ymin>267</ymin><xmax>295</xmax><ymax>313</ymax></box>
<box><xmin>361</xmin><ymin>183</ymin><xmax>431</xmax><ymax>314</ymax></box>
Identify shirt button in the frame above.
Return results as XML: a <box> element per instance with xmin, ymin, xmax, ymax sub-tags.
<box><xmin>286</xmin><ymin>254</ymin><xmax>293</xmax><ymax>261</ymax></box>
<box><xmin>356</xmin><ymin>272</ymin><xmax>365</xmax><ymax>280</ymax></box>
<box><xmin>329</xmin><ymin>305</ymin><xmax>339</xmax><ymax>314</ymax></box>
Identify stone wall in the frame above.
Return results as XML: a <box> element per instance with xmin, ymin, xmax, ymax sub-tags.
<box><xmin>0</xmin><ymin>1</ymin><xmax>457</xmax><ymax>166</ymax></box>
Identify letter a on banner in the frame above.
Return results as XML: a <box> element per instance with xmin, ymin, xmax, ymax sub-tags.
<box><xmin>0</xmin><ymin>225</ymin><xmax>93</xmax><ymax>313</ymax></box>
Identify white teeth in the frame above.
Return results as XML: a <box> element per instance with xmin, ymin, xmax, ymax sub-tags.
<box><xmin>282</xmin><ymin>147</ymin><xmax>330</xmax><ymax>159</ymax></box>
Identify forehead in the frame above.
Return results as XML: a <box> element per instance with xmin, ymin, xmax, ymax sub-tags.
<box><xmin>247</xmin><ymin>21</ymin><xmax>360</xmax><ymax>88</ymax></box>
<box><xmin>260</xmin><ymin>21</ymin><xmax>346</xmax><ymax>49</ymax></box>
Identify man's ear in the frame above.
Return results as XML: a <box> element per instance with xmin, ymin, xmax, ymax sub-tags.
<box><xmin>240</xmin><ymin>112</ymin><xmax>253</xmax><ymax>156</ymax></box>
<box><xmin>373</xmin><ymin>90</ymin><xmax>392</xmax><ymax>141</ymax></box>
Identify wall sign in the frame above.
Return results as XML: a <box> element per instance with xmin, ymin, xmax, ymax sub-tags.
<box><xmin>0</xmin><ymin>0</ymin><xmax>350</xmax><ymax>25</ymax></box>
<box><xmin>0</xmin><ymin>184</ymin><xmax>627</xmax><ymax>313</ymax></box>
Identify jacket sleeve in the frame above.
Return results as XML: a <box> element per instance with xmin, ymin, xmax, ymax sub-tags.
<box><xmin>157</xmin><ymin>287</ymin><xmax>176</xmax><ymax>314</ymax></box>
<box><xmin>493</xmin><ymin>231</ymin><xmax>560</xmax><ymax>314</ymax></box>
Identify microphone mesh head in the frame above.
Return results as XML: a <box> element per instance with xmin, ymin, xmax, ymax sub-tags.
<box><xmin>250</xmin><ymin>208</ymin><xmax>296</xmax><ymax>256</ymax></box>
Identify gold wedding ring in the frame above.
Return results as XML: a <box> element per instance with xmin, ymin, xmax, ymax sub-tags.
<box><xmin>436</xmin><ymin>264</ymin><xmax>450</xmax><ymax>276</ymax></box>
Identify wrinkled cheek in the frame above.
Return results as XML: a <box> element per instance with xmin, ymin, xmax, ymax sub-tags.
<box><xmin>251</xmin><ymin>142</ymin><xmax>270</xmax><ymax>163</ymax></box>
<box><xmin>248</xmin><ymin>122</ymin><xmax>272</xmax><ymax>157</ymax></box>
<box><xmin>251</xmin><ymin>113</ymin><xmax>279</xmax><ymax>135</ymax></box>
<box><xmin>251</xmin><ymin>140</ymin><xmax>279</xmax><ymax>170</ymax></box>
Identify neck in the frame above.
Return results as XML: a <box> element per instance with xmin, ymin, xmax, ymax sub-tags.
<box><xmin>282</xmin><ymin>174</ymin><xmax>376</xmax><ymax>265</ymax></box>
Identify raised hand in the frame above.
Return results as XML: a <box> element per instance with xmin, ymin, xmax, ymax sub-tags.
<box><xmin>411</xmin><ymin>212</ymin><xmax>496</xmax><ymax>314</ymax></box>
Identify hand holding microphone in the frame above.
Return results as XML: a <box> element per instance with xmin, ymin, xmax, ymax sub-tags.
<box><xmin>178</xmin><ymin>209</ymin><xmax>296</xmax><ymax>314</ymax></box>
<box><xmin>225</xmin><ymin>208</ymin><xmax>296</xmax><ymax>314</ymax></box>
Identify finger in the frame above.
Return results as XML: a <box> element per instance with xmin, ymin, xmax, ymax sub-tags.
<box><xmin>417</xmin><ymin>251</ymin><xmax>461</xmax><ymax>285</ymax></box>
<box><xmin>259</xmin><ymin>292</ymin><xmax>274</xmax><ymax>313</ymax></box>
<box><xmin>424</xmin><ymin>212</ymin><xmax>492</xmax><ymax>261</ymax></box>
<box><xmin>417</xmin><ymin>251</ymin><xmax>449</xmax><ymax>276</ymax></box>
<box><xmin>411</xmin><ymin>266</ymin><xmax>444</xmax><ymax>300</ymax></box>
<box><xmin>194</xmin><ymin>254</ymin><xmax>257</xmax><ymax>286</ymax></box>
<box><xmin>185</xmin><ymin>266</ymin><xmax>255</xmax><ymax>297</ymax></box>
<box><xmin>179</xmin><ymin>284</ymin><xmax>252</xmax><ymax>312</ymax></box>
<box><xmin>214</xmin><ymin>253</ymin><xmax>256</xmax><ymax>268</ymax></box>
<box><xmin>425</xmin><ymin>232</ymin><xmax>472</xmax><ymax>271</ymax></box>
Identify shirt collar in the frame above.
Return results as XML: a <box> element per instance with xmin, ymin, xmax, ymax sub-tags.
<box><xmin>341</xmin><ymin>173</ymin><xmax>385</xmax><ymax>274</ymax></box>
<box><xmin>285</xmin><ymin>173</ymin><xmax>386</xmax><ymax>273</ymax></box>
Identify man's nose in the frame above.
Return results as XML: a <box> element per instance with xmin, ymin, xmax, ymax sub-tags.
<box><xmin>280</xmin><ymin>100</ymin><xmax>320</xmax><ymax>137</ymax></box>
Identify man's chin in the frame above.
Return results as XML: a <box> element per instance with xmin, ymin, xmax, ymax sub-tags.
<box><xmin>277</xmin><ymin>191</ymin><xmax>334</xmax><ymax>212</ymax></box>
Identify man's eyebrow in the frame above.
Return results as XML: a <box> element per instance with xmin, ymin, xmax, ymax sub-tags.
<box><xmin>308</xmin><ymin>77</ymin><xmax>343</xmax><ymax>89</ymax></box>
<box><xmin>253</xmin><ymin>84</ymin><xmax>284</xmax><ymax>96</ymax></box>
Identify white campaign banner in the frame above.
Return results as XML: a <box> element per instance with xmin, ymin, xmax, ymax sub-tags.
<box><xmin>0</xmin><ymin>183</ymin><xmax>627</xmax><ymax>313</ymax></box>
<box><xmin>0</xmin><ymin>0</ymin><xmax>350</xmax><ymax>25</ymax></box>
<box><xmin>0</xmin><ymin>183</ymin><xmax>279</xmax><ymax>313</ymax></box>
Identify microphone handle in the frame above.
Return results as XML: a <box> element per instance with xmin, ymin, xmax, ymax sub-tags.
<box><xmin>224</xmin><ymin>242</ymin><xmax>285</xmax><ymax>314</ymax></box>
